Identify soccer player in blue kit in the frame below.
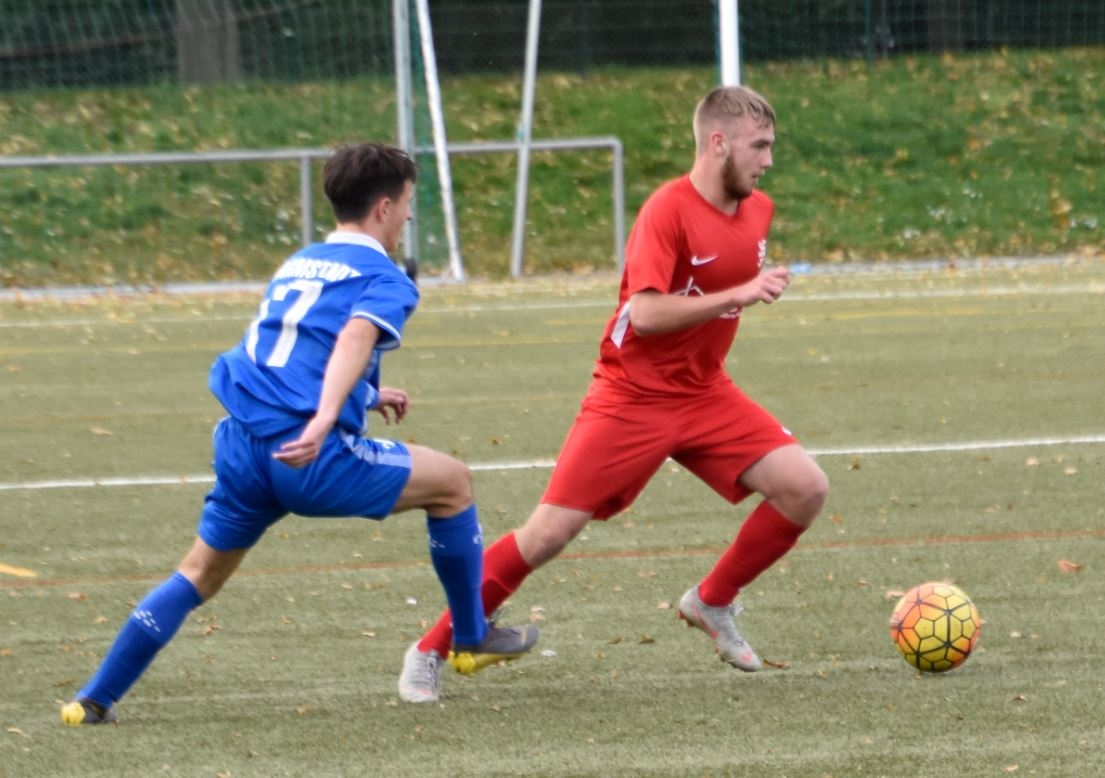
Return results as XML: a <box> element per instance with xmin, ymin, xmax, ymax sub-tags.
<box><xmin>61</xmin><ymin>142</ymin><xmax>538</xmax><ymax>725</ymax></box>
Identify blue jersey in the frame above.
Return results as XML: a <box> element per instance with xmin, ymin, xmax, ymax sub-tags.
<box><xmin>209</xmin><ymin>232</ymin><xmax>419</xmax><ymax>439</ymax></box>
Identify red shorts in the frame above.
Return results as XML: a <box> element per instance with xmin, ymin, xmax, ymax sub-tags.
<box><xmin>541</xmin><ymin>379</ymin><xmax>798</xmax><ymax>519</ymax></box>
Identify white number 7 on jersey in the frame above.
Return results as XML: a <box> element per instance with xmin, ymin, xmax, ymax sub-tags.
<box><xmin>245</xmin><ymin>279</ymin><xmax>324</xmax><ymax>367</ymax></box>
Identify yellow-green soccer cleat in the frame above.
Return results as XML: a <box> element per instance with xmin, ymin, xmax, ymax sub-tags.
<box><xmin>448</xmin><ymin>623</ymin><xmax>540</xmax><ymax>676</ymax></box>
<box><xmin>61</xmin><ymin>698</ymin><xmax>118</xmax><ymax>726</ymax></box>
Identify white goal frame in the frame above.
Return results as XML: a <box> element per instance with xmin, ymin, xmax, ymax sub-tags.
<box><xmin>392</xmin><ymin>0</ymin><xmax>465</xmax><ymax>281</ymax></box>
<box><xmin>396</xmin><ymin>0</ymin><xmax>696</xmax><ymax>280</ymax></box>
<box><xmin>718</xmin><ymin>0</ymin><xmax>742</xmax><ymax>86</ymax></box>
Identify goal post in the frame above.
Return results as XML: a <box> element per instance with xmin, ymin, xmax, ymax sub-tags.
<box><xmin>392</xmin><ymin>0</ymin><xmax>464</xmax><ymax>281</ymax></box>
<box><xmin>718</xmin><ymin>0</ymin><xmax>741</xmax><ymax>86</ymax></box>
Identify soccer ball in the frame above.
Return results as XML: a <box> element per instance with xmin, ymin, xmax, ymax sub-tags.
<box><xmin>889</xmin><ymin>582</ymin><xmax>980</xmax><ymax>672</ymax></box>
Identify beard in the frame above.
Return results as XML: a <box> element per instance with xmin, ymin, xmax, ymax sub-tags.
<box><xmin>722</xmin><ymin>155</ymin><xmax>754</xmax><ymax>201</ymax></box>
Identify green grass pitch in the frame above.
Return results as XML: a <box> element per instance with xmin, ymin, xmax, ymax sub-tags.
<box><xmin>1</xmin><ymin>259</ymin><xmax>1104</xmax><ymax>776</ymax></box>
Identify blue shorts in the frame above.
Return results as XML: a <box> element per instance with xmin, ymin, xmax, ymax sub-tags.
<box><xmin>197</xmin><ymin>417</ymin><xmax>413</xmax><ymax>551</ymax></box>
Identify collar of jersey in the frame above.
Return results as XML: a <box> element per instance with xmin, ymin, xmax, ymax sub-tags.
<box><xmin>325</xmin><ymin>231</ymin><xmax>386</xmax><ymax>256</ymax></box>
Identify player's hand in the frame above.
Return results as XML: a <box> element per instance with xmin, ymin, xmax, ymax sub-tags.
<box><xmin>375</xmin><ymin>387</ymin><xmax>409</xmax><ymax>425</ymax></box>
<box><xmin>273</xmin><ymin>416</ymin><xmax>332</xmax><ymax>468</ymax></box>
<box><xmin>749</xmin><ymin>265</ymin><xmax>790</xmax><ymax>305</ymax></box>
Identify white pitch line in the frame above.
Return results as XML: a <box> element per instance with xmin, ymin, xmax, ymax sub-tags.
<box><xmin>1</xmin><ymin>434</ymin><xmax>1102</xmax><ymax>493</ymax></box>
<box><xmin>806</xmin><ymin>433</ymin><xmax>1105</xmax><ymax>456</ymax></box>
<box><xmin>0</xmin><ymin>314</ymin><xmax>251</xmax><ymax>330</ymax></box>
<box><xmin>1</xmin><ymin>280</ymin><xmax>1103</xmax><ymax>329</ymax></box>
<box><xmin>0</xmin><ymin>474</ymin><xmax>217</xmax><ymax>491</ymax></box>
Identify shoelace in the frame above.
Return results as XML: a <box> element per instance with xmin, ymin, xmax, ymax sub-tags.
<box><xmin>413</xmin><ymin>651</ymin><xmax>442</xmax><ymax>690</ymax></box>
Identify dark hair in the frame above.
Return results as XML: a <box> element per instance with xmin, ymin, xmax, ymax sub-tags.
<box><xmin>322</xmin><ymin>142</ymin><xmax>418</xmax><ymax>223</ymax></box>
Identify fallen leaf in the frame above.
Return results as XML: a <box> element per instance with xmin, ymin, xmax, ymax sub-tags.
<box><xmin>89</xmin><ymin>427</ymin><xmax>113</xmax><ymax>436</ymax></box>
<box><xmin>1057</xmin><ymin>559</ymin><xmax>1083</xmax><ymax>573</ymax></box>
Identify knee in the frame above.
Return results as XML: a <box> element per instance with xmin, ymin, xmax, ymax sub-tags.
<box><xmin>778</xmin><ymin>464</ymin><xmax>829</xmax><ymax>527</ymax></box>
<box><xmin>440</xmin><ymin>458</ymin><xmax>475</xmax><ymax>515</ymax></box>
<box><xmin>805</xmin><ymin>466</ymin><xmax>830</xmax><ymax>517</ymax></box>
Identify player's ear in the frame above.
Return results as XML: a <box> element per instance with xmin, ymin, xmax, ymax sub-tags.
<box><xmin>711</xmin><ymin>129</ymin><xmax>728</xmax><ymax>156</ymax></box>
<box><xmin>371</xmin><ymin>194</ymin><xmax>392</xmax><ymax>223</ymax></box>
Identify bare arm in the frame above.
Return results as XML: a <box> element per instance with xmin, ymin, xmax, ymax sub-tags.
<box><xmin>273</xmin><ymin>317</ymin><xmax>380</xmax><ymax>467</ymax></box>
<box><xmin>628</xmin><ymin>265</ymin><xmax>791</xmax><ymax>337</ymax></box>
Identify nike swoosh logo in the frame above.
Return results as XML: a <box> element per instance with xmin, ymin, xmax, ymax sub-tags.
<box><xmin>690</xmin><ymin>254</ymin><xmax>718</xmax><ymax>266</ymax></box>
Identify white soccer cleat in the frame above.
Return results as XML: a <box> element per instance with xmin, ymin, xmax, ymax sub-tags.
<box><xmin>677</xmin><ymin>586</ymin><xmax>763</xmax><ymax>672</ymax></box>
<box><xmin>398</xmin><ymin>641</ymin><xmax>444</xmax><ymax>703</ymax></box>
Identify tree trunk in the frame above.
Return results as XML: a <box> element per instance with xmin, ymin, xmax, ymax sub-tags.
<box><xmin>928</xmin><ymin>0</ymin><xmax>965</xmax><ymax>52</ymax></box>
<box><xmin>175</xmin><ymin>0</ymin><xmax>240</xmax><ymax>84</ymax></box>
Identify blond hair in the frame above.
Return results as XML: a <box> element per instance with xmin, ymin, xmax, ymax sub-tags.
<box><xmin>693</xmin><ymin>85</ymin><xmax>776</xmax><ymax>154</ymax></box>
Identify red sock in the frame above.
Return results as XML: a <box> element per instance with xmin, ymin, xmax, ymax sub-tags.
<box><xmin>697</xmin><ymin>501</ymin><xmax>806</xmax><ymax>607</ymax></box>
<box><xmin>418</xmin><ymin>531</ymin><xmax>533</xmax><ymax>655</ymax></box>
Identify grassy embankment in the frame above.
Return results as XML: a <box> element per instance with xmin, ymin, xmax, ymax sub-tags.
<box><xmin>0</xmin><ymin>46</ymin><xmax>1102</xmax><ymax>286</ymax></box>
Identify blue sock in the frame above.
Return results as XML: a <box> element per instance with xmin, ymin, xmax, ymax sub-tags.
<box><xmin>426</xmin><ymin>505</ymin><xmax>488</xmax><ymax>648</ymax></box>
<box><xmin>78</xmin><ymin>571</ymin><xmax>203</xmax><ymax>707</ymax></box>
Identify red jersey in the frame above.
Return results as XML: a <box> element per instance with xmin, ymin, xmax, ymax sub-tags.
<box><xmin>594</xmin><ymin>175</ymin><xmax>774</xmax><ymax>397</ymax></box>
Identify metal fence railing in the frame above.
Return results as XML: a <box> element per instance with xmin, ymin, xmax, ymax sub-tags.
<box><xmin>0</xmin><ymin>148</ymin><xmax>330</xmax><ymax>245</ymax></box>
<box><xmin>0</xmin><ymin>137</ymin><xmax>626</xmax><ymax>281</ymax></box>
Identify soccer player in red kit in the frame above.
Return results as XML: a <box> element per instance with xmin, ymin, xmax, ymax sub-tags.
<box><xmin>399</xmin><ymin>85</ymin><xmax>829</xmax><ymax>702</ymax></box>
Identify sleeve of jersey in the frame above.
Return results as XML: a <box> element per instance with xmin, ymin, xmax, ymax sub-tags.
<box><xmin>350</xmin><ymin>273</ymin><xmax>420</xmax><ymax>351</ymax></box>
<box><xmin>623</xmin><ymin>188</ymin><xmax>682</xmax><ymax>296</ymax></box>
